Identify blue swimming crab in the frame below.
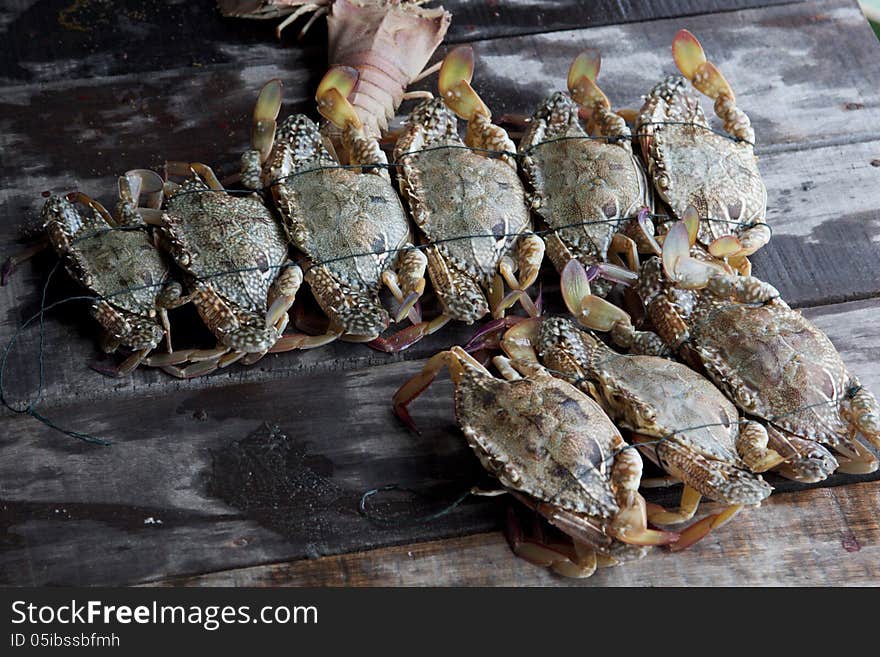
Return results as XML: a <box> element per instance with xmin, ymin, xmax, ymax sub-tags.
<box><xmin>637</xmin><ymin>30</ymin><xmax>769</xmax><ymax>274</ymax></box>
<box><xmin>570</xmin><ymin>216</ymin><xmax>880</xmax><ymax>482</ymax></box>
<box><xmin>391</xmin><ymin>46</ymin><xmax>545</xmax><ymax>343</ymax></box>
<box><xmin>241</xmin><ymin>75</ymin><xmax>428</xmax><ymax>352</ymax></box>
<box><xmin>393</xmin><ymin>345</ymin><xmax>679</xmax><ymax>578</ymax></box>
<box><xmin>144</xmin><ymin>162</ymin><xmax>299</xmax><ymax>378</ymax></box>
<box><xmin>519</xmin><ymin>51</ymin><xmax>654</xmax><ymax>298</ymax></box>
<box><xmin>41</xmin><ymin>171</ymin><xmax>189</xmax><ymax>377</ymax></box>
<box><xmin>500</xmin><ymin>316</ymin><xmax>778</xmax><ymax>550</ymax></box>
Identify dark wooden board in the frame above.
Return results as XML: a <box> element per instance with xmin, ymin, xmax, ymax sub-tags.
<box><xmin>0</xmin><ymin>0</ymin><xmax>801</xmax><ymax>85</ymax></box>
<box><xmin>153</xmin><ymin>483</ymin><xmax>880</xmax><ymax>586</ymax></box>
<box><xmin>2</xmin><ymin>0</ymin><xmax>880</xmax><ymax>411</ymax></box>
<box><xmin>2</xmin><ymin>297</ymin><xmax>878</xmax><ymax>586</ymax></box>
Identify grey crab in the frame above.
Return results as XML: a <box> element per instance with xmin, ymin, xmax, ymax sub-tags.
<box><xmin>519</xmin><ymin>51</ymin><xmax>654</xmax><ymax>299</ymax></box>
<box><xmin>242</xmin><ymin>75</ymin><xmax>428</xmax><ymax>352</ymax></box>
<box><xmin>145</xmin><ymin>162</ymin><xmax>299</xmax><ymax>378</ymax></box>
<box><xmin>41</xmin><ymin>172</ymin><xmax>189</xmax><ymax>377</ymax></box>
<box><xmin>500</xmin><ymin>316</ymin><xmax>778</xmax><ymax>550</ymax></box>
<box><xmin>391</xmin><ymin>46</ymin><xmax>545</xmax><ymax>343</ymax></box>
<box><xmin>572</xmin><ymin>217</ymin><xmax>880</xmax><ymax>482</ymax></box>
<box><xmin>637</xmin><ymin>30</ymin><xmax>769</xmax><ymax>274</ymax></box>
<box><xmin>393</xmin><ymin>345</ymin><xmax>679</xmax><ymax>578</ymax></box>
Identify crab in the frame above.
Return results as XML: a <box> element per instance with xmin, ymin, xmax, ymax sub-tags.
<box><xmin>143</xmin><ymin>162</ymin><xmax>299</xmax><ymax>378</ymax></box>
<box><xmin>519</xmin><ymin>51</ymin><xmax>655</xmax><ymax>298</ymax></box>
<box><xmin>390</xmin><ymin>46</ymin><xmax>545</xmax><ymax>343</ymax></box>
<box><xmin>500</xmin><ymin>316</ymin><xmax>779</xmax><ymax>550</ymax></box>
<box><xmin>40</xmin><ymin>171</ymin><xmax>189</xmax><ymax>377</ymax></box>
<box><xmin>637</xmin><ymin>30</ymin><xmax>769</xmax><ymax>274</ymax></box>
<box><xmin>392</xmin><ymin>345</ymin><xmax>680</xmax><ymax>578</ymax></box>
<box><xmin>240</xmin><ymin>76</ymin><xmax>428</xmax><ymax>352</ymax></box>
<box><xmin>571</xmin><ymin>217</ymin><xmax>880</xmax><ymax>482</ymax></box>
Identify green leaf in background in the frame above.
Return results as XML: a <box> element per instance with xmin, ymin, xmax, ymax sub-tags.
<box><xmin>859</xmin><ymin>1</ymin><xmax>880</xmax><ymax>39</ymax></box>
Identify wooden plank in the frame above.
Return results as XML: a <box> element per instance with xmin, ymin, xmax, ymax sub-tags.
<box><xmin>150</xmin><ymin>482</ymin><xmax>880</xmax><ymax>586</ymax></box>
<box><xmin>2</xmin><ymin>297</ymin><xmax>878</xmax><ymax>585</ymax></box>
<box><xmin>0</xmin><ymin>1</ymin><xmax>802</xmax><ymax>86</ymax></box>
<box><xmin>3</xmin><ymin>138</ymin><xmax>880</xmax><ymax>409</ymax></box>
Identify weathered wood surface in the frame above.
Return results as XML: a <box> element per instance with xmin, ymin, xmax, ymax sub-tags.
<box><xmin>1</xmin><ymin>0</ymin><xmax>880</xmax><ymax>586</ymax></box>
<box><xmin>3</xmin><ymin>0</ymin><xmax>880</xmax><ymax>410</ymax></box>
<box><xmin>153</xmin><ymin>483</ymin><xmax>880</xmax><ymax>586</ymax></box>
<box><xmin>0</xmin><ymin>0</ymin><xmax>800</xmax><ymax>85</ymax></box>
<box><xmin>2</xmin><ymin>297</ymin><xmax>878</xmax><ymax>586</ymax></box>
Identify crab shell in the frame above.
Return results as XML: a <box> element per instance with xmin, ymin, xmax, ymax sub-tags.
<box><xmin>639</xmin><ymin>257</ymin><xmax>873</xmax><ymax>480</ymax></box>
<box><xmin>394</xmin><ymin>98</ymin><xmax>533</xmax><ymax>322</ymax></box>
<box><xmin>453</xmin><ymin>358</ymin><xmax>652</xmax><ymax>561</ymax></box>
<box><xmin>162</xmin><ymin>179</ymin><xmax>289</xmax><ymax>352</ymax></box>
<box><xmin>42</xmin><ymin>194</ymin><xmax>169</xmax><ymax>350</ymax></box>
<box><xmin>637</xmin><ymin>76</ymin><xmax>766</xmax><ymax>246</ymax></box>
<box><xmin>535</xmin><ymin>316</ymin><xmax>772</xmax><ymax>506</ymax></box>
<box><xmin>520</xmin><ymin>93</ymin><xmax>650</xmax><ymax>295</ymax></box>
<box><xmin>265</xmin><ymin>114</ymin><xmax>415</xmax><ymax>337</ymax></box>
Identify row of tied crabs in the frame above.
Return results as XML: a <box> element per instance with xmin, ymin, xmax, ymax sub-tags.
<box><xmin>33</xmin><ymin>31</ymin><xmax>879</xmax><ymax>576</ymax></box>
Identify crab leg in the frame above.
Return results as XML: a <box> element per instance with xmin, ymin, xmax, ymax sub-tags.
<box><xmin>504</xmin><ymin>504</ymin><xmax>599</xmax><ymax>579</ymax></box>
<box><xmin>646</xmin><ymin>484</ymin><xmax>703</xmax><ymax>525</ymax></box>
<box><xmin>393</xmin><ymin>346</ymin><xmax>490</xmax><ymax>433</ymax></box>
<box><xmin>1</xmin><ymin>239</ymin><xmax>50</xmax><ymax>285</ymax></box>
<box><xmin>670</xmin><ymin>504</ymin><xmax>743</xmax><ymax>552</ymax></box>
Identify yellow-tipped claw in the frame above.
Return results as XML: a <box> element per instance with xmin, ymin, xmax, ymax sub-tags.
<box><xmin>672</xmin><ymin>29</ymin><xmax>734</xmax><ymax>100</ymax></box>
<box><xmin>672</xmin><ymin>29</ymin><xmax>706</xmax><ymax>79</ymax></box>
<box><xmin>708</xmin><ymin>235</ymin><xmax>743</xmax><ymax>258</ymax></box>
<box><xmin>439</xmin><ymin>45</ymin><xmax>490</xmax><ymax>119</ymax></box>
<box><xmin>561</xmin><ymin>259</ymin><xmax>592</xmax><ymax>317</ymax></box>
<box><xmin>580</xmin><ymin>295</ymin><xmax>631</xmax><ymax>332</ymax></box>
<box><xmin>567</xmin><ymin>50</ymin><xmax>610</xmax><ymax>110</ymax></box>
<box><xmin>500</xmin><ymin>317</ymin><xmax>541</xmax><ymax>365</ymax></box>
<box><xmin>316</xmin><ymin>65</ymin><xmax>358</xmax><ymax>102</ymax></box>
<box><xmin>316</xmin><ymin>67</ymin><xmax>362</xmax><ymax>130</ymax></box>
<box><xmin>253</xmin><ymin>79</ymin><xmax>283</xmax><ymax>161</ymax></box>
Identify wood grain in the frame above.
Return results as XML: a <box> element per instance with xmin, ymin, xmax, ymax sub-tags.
<box><xmin>150</xmin><ymin>482</ymin><xmax>880</xmax><ymax>586</ymax></box>
<box><xmin>2</xmin><ymin>297</ymin><xmax>878</xmax><ymax>586</ymax></box>
<box><xmin>0</xmin><ymin>1</ymin><xmax>802</xmax><ymax>85</ymax></box>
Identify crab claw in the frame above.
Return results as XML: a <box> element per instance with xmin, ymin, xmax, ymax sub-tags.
<box><xmin>121</xmin><ymin>169</ymin><xmax>165</xmax><ymax>210</ymax></box>
<box><xmin>708</xmin><ymin>234</ymin><xmax>744</xmax><ymax>258</ymax></box>
<box><xmin>567</xmin><ymin>50</ymin><xmax>610</xmax><ymax>110</ymax></box>
<box><xmin>661</xmin><ymin>220</ymin><xmax>693</xmax><ymax>281</ymax></box>
<box><xmin>672</xmin><ymin>29</ymin><xmax>734</xmax><ymax>101</ymax></box>
<box><xmin>253</xmin><ymin>79</ymin><xmax>283</xmax><ymax>162</ymax></box>
<box><xmin>611</xmin><ymin>494</ymin><xmax>680</xmax><ymax>546</ymax></box>
<box><xmin>439</xmin><ymin>45</ymin><xmax>490</xmax><ymax>120</ymax></box>
<box><xmin>316</xmin><ymin>66</ymin><xmax>363</xmax><ymax>130</ymax></box>
<box><xmin>561</xmin><ymin>259</ymin><xmax>593</xmax><ymax>317</ymax></box>
<box><xmin>637</xmin><ymin>208</ymin><xmax>663</xmax><ymax>255</ymax></box>
<box><xmin>580</xmin><ymin>294</ymin><xmax>631</xmax><ymax>332</ymax></box>
<box><xmin>681</xmin><ymin>206</ymin><xmax>701</xmax><ymax>245</ymax></box>
<box><xmin>464</xmin><ymin>316</ymin><xmax>527</xmax><ymax>353</ymax></box>
<box><xmin>498</xmin><ymin>316</ymin><xmax>542</xmax><ymax>365</ymax></box>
